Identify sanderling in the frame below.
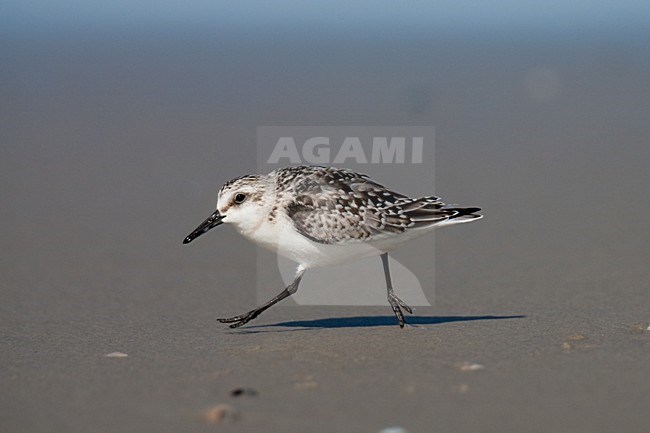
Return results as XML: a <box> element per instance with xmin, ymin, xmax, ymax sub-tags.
<box><xmin>183</xmin><ymin>165</ymin><xmax>482</xmax><ymax>328</ymax></box>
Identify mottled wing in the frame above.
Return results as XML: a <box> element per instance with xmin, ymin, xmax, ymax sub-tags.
<box><xmin>281</xmin><ymin>166</ymin><xmax>480</xmax><ymax>245</ymax></box>
<box><xmin>282</xmin><ymin>166</ymin><xmax>391</xmax><ymax>244</ymax></box>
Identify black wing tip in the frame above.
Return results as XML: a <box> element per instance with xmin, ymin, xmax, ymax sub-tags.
<box><xmin>451</xmin><ymin>207</ymin><xmax>482</xmax><ymax>218</ymax></box>
<box><xmin>458</xmin><ymin>206</ymin><xmax>481</xmax><ymax>214</ymax></box>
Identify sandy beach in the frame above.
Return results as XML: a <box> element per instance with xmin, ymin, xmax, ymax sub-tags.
<box><xmin>2</xmin><ymin>13</ymin><xmax>650</xmax><ymax>433</ymax></box>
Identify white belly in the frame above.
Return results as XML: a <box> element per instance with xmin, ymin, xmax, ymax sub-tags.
<box><xmin>235</xmin><ymin>215</ymin><xmax>388</xmax><ymax>268</ymax></box>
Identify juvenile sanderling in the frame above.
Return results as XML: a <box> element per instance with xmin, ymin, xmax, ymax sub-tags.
<box><xmin>183</xmin><ymin>165</ymin><xmax>482</xmax><ymax>328</ymax></box>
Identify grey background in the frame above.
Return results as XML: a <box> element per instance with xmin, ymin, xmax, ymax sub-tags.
<box><xmin>2</xmin><ymin>4</ymin><xmax>650</xmax><ymax>433</ymax></box>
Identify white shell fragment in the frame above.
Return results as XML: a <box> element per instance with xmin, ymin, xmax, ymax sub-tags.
<box><xmin>104</xmin><ymin>352</ymin><xmax>128</xmax><ymax>358</ymax></box>
<box><xmin>379</xmin><ymin>427</ymin><xmax>408</xmax><ymax>433</ymax></box>
<box><xmin>459</xmin><ymin>362</ymin><xmax>485</xmax><ymax>371</ymax></box>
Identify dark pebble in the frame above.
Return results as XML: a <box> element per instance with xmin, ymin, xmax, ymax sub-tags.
<box><xmin>230</xmin><ymin>387</ymin><xmax>259</xmax><ymax>397</ymax></box>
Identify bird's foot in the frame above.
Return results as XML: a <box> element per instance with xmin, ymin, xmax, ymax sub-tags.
<box><xmin>218</xmin><ymin>310</ymin><xmax>261</xmax><ymax>328</ymax></box>
<box><xmin>388</xmin><ymin>293</ymin><xmax>413</xmax><ymax>328</ymax></box>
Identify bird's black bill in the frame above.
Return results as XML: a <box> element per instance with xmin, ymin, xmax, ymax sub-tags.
<box><xmin>183</xmin><ymin>210</ymin><xmax>224</xmax><ymax>244</ymax></box>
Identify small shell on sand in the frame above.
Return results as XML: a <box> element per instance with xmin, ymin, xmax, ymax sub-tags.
<box><xmin>200</xmin><ymin>404</ymin><xmax>240</xmax><ymax>424</ymax></box>
<box><xmin>104</xmin><ymin>352</ymin><xmax>128</xmax><ymax>358</ymax></box>
<box><xmin>458</xmin><ymin>362</ymin><xmax>485</xmax><ymax>371</ymax></box>
<box><xmin>379</xmin><ymin>427</ymin><xmax>408</xmax><ymax>433</ymax></box>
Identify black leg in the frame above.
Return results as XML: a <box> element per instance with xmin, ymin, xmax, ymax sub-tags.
<box><xmin>218</xmin><ymin>269</ymin><xmax>305</xmax><ymax>328</ymax></box>
<box><xmin>381</xmin><ymin>253</ymin><xmax>413</xmax><ymax>328</ymax></box>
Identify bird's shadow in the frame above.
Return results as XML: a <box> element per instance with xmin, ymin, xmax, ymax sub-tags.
<box><xmin>236</xmin><ymin>314</ymin><xmax>525</xmax><ymax>333</ymax></box>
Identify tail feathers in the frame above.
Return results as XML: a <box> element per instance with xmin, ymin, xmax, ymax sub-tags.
<box><xmin>388</xmin><ymin>197</ymin><xmax>482</xmax><ymax>231</ymax></box>
<box><xmin>451</xmin><ymin>207</ymin><xmax>481</xmax><ymax>217</ymax></box>
<box><xmin>448</xmin><ymin>207</ymin><xmax>483</xmax><ymax>223</ymax></box>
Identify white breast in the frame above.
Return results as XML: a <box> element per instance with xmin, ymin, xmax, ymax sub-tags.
<box><xmin>237</xmin><ymin>212</ymin><xmax>385</xmax><ymax>269</ymax></box>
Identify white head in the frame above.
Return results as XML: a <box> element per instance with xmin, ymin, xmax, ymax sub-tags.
<box><xmin>183</xmin><ymin>174</ymin><xmax>274</xmax><ymax>244</ymax></box>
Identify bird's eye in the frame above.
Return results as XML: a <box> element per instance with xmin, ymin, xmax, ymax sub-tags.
<box><xmin>234</xmin><ymin>193</ymin><xmax>247</xmax><ymax>204</ymax></box>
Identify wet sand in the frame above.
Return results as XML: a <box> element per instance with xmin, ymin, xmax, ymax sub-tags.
<box><xmin>1</xmin><ymin>27</ymin><xmax>649</xmax><ymax>433</ymax></box>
